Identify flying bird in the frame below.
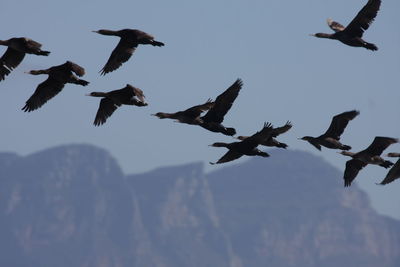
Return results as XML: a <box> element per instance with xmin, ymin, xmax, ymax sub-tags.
<box><xmin>22</xmin><ymin>61</ymin><xmax>89</xmax><ymax>112</ymax></box>
<box><xmin>210</xmin><ymin>122</ymin><xmax>274</xmax><ymax>165</ymax></box>
<box><xmin>300</xmin><ymin>110</ymin><xmax>359</xmax><ymax>151</ymax></box>
<box><xmin>153</xmin><ymin>79</ymin><xmax>242</xmax><ymax>136</ymax></box>
<box><xmin>310</xmin><ymin>0</ymin><xmax>381</xmax><ymax>50</ymax></box>
<box><xmin>378</xmin><ymin>153</ymin><xmax>400</xmax><ymax>185</ymax></box>
<box><xmin>152</xmin><ymin>99</ymin><xmax>214</xmax><ymax>125</ymax></box>
<box><xmin>87</xmin><ymin>84</ymin><xmax>148</xmax><ymax>126</ymax></box>
<box><xmin>93</xmin><ymin>29</ymin><xmax>164</xmax><ymax>75</ymax></box>
<box><xmin>339</xmin><ymin>137</ymin><xmax>398</xmax><ymax>187</ymax></box>
<box><xmin>0</xmin><ymin>37</ymin><xmax>50</xmax><ymax>81</ymax></box>
<box><xmin>199</xmin><ymin>78</ymin><xmax>243</xmax><ymax>136</ymax></box>
<box><xmin>237</xmin><ymin>121</ymin><xmax>292</xmax><ymax>149</ymax></box>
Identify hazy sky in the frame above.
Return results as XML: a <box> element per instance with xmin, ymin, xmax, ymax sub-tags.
<box><xmin>1</xmin><ymin>0</ymin><xmax>399</xmax><ymax>219</ymax></box>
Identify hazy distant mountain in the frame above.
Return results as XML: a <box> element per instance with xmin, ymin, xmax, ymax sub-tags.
<box><xmin>0</xmin><ymin>144</ymin><xmax>399</xmax><ymax>267</ymax></box>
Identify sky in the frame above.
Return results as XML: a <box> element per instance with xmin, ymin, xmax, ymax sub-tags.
<box><xmin>1</xmin><ymin>0</ymin><xmax>399</xmax><ymax>219</ymax></box>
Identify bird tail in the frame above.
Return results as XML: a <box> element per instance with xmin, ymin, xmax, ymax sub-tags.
<box><xmin>37</xmin><ymin>50</ymin><xmax>50</xmax><ymax>56</ymax></box>
<box><xmin>223</xmin><ymin>127</ymin><xmax>236</xmax><ymax>136</ymax></box>
<box><xmin>75</xmin><ymin>79</ymin><xmax>89</xmax><ymax>86</ymax></box>
<box><xmin>276</xmin><ymin>142</ymin><xmax>288</xmax><ymax>149</ymax></box>
<box><xmin>364</xmin><ymin>42</ymin><xmax>378</xmax><ymax>51</ymax></box>
<box><xmin>258</xmin><ymin>151</ymin><xmax>270</xmax><ymax>157</ymax></box>
<box><xmin>0</xmin><ymin>65</ymin><xmax>11</xmax><ymax>80</ymax></box>
<box><xmin>344</xmin><ymin>180</ymin><xmax>352</xmax><ymax>187</ymax></box>
<box><xmin>151</xmin><ymin>40</ymin><xmax>165</xmax><ymax>47</ymax></box>
<box><xmin>380</xmin><ymin>160</ymin><xmax>394</xmax><ymax>169</ymax></box>
<box><xmin>341</xmin><ymin>144</ymin><xmax>351</xmax><ymax>151</ymax></box>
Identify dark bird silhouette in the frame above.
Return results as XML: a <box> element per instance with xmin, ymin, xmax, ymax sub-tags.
<box><xmin>152</xmin><ymin>99</ymin><xmax>214</xmax><ymax>125</ymax></box>
<box><xmin>300</xmin><ymin>110</ymin><xmax>359</xmax><ymax>151</ymax></box>
<box><xmin>152</xmin><ymin>79</ymin><xmax>241</xmax><ymax>136</ymax></box>
<box><xmin>310</xmin><ymin>0</ymin><xmax>381</xmax><ymax>50</ymax></box>
<box><xmin>339</xmin><ymin>137</ymin><xmax>398</xmax><ymax>187</ymax></box>
<box><xmin>378</xmin><ymin>153</ymin><xmax>400</xmax><ymax>185</ymax></box>
<box><xmin>22</xmin><ymin>61</ymin><xmax>89</xmax><ymax>112</ymax></box>
<box><xmin>199</xmin><ymin>78</ymin><xmax>243</xmax><ymax>136</ymax></box>
<box><xmin>87</xmin><ymin>84</ymin><xmax>148</xmax><ymax>126</ymax></box>
<box><xmin>0</xmin><ymin>37</ymin><xmax>50</xmax><ymax>81</ymax></box>
<box><xmin>210</xmin><ymin>122</ymin><xmax>273</xmax><ymax>165</ymax></box>
<box><xmin>237</xmin><ymin>121</ymin><xmax>292</xmax><ymax>149</ymax></box>
<box><xmin>93</xmin><ymin>29</ymin><xmax>164</xmax><ymax>75</ymax></box>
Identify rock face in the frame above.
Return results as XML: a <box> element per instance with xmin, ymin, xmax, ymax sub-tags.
<box><xmin>0</xmin><ymin>145</ymin><xmax>399</xmax><ymax>267</ymax></box>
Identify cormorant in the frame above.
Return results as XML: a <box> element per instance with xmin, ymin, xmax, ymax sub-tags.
<box><xmin>93</xmin><ymin>29</ymin><xmax>164</xmax><ymax>75</ymax></box>
<box><xmin>339</xmin><ymin>137</ymin><xmax>398</xmax><ymax>187</ymax></box>
<box><xmin>152</xmin><ymin>78</ymin><xmax>242</xmax><ymax>136</ymax></box>
<box><xmin>87</xmin><ymin>84</ymin><xmax>148</xmax><ymax>126</ymax></box>
<box><xmin>0</xmin><ymin>37</ymin><xmax>50</xmax><ymax>81</ymax></box>
<box><xmin>310</xmin><ymin>0</ymin><xmax>381</xmax><ymax>50</ymax></box>
<box><xmin>237</xmin><ymin>121</ymin><xmax>292</xmax><ymax>149</ymax></box>
<box><xmin>300</xmin><ymin>110</ymin><xmax>359</xmax><ymax>151</ymax></box>
<box><xmin>22</xmin><ymin>61</ymin><xmax>89</xmax><ymax>112</ymax></box>
<box><xmin>210</xmin><ymin>122</ymin><xmax>274</xmax><ymax>165</ymax></box>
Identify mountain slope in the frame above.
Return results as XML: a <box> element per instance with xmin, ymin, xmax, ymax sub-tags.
<box><xmin>0</xmin><ymin>145</ymin><xmax>398</xmax><ymax>267</ymax></box>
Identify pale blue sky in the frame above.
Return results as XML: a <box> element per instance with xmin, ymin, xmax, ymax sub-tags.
<box><xmin>1</xmin><ymin>0</ymin><xmax>399</xmax><ymax>219</ymax></box>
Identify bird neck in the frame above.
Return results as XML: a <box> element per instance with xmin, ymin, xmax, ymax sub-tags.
<box><xmin>89</xmin><ymin>92</ymin><xmax>108</xmax><ymax>97</ymax></box>
<box><xmin>95</xmin><ymin>29</ymin><xmax>120</xmax><ymax>36</ymax></box>
<box><xmin>211</xmin><ymin>142</ymin><xmax>230</xmax><ymax>148</ymax></box>
<box><xmin>340</xmin><ymin>151</ymin><xmax>355</xmax><ymax>157</ymax></box>
<box><xmin>314</xmin><ymin>33</ymin><xmax>334</xmax><ymax>39</ymax></box>
<box><xmin>28</xmin><ymin>70</ymin><xmax>48</xmax><ymax>75</ymax></box>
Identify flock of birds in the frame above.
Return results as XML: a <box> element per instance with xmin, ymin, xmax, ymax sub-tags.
<box><xmin>1</xmin><ymin>0</ymin><xmax>398</xmax><ymax>187</ymax></box>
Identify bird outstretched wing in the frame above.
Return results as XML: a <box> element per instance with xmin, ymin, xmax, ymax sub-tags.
<box><xmin>344</xmin><ymin>159</ymin><xmax>367</xmax><ymax>187</ymax></box>
<box><xmin>202</xmin><ymin>79</ymin><xmax>243</xmax><ymax>124</ymax></box>
<box><xmin>22</xmin><ymin>78</ymin><xmax>65</xmax><ymax>112</ymax></box>
<box><xmin>322</xmin><ymin>110</ymin><xmax>359</xmax><ymax>140</ymax></box>
<box><xmin>344</xmin><ymin>0</ymin><xmax>381</xmax><ymax>37</ymax></box>
<box><xmin>100</xmin><ymin>39</ymin><xmax>136</xmax><ymax>75</ymax></box>
<box><xmin>93</xmin><ymin>98</ymin><xmax>121</xmax><ymax>126</ymax></box>
<box><xmin>362</xmin><ymin>137</ymin><xmax>398</xmax><ymax>156</ymax></box>
<box><xmin>327</xmin><ymin>18</ymin><xmax>345</xmax><ymax>32</ymax></box>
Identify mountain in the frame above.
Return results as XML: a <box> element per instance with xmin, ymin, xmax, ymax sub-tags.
<box><xmin>0</xmin><ymin>144</ymin><xmax>399</xmax><ymax>267</ymax></box>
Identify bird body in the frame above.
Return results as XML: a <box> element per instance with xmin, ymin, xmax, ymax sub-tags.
<box><xmin>210</xmin><ymin>122</ymin><xmax>273</xmax><ymax>165</ymax></box>
<box><xmin>300</xmin><ymin>110</ymin><xmax>359</xmax><ymax>151</ymax></box>
<box><xmin>0</xmin><ymin>37</ymin><xmax>50</xmax><ymax>81</ymax></box>
<box><xmin>22</xmin><ymin>61</ymin><xmax>88</xmax><ymax>112</ymax></box>
<box><xmin>340</xmin><ymin>137</ymin><xmax>398</xmax><ymax>187</ymax></box>
<box><xmin>93</xmin><ymin>29</ymin><xmax>164</xmax><ymax>75</ymax></box>
<box><xmin>87</xmin><ymin>84</ymin><xmax>147</xmax><ymax>126</ymax></box>
<box><xmin>311</xmin><ymin>0</ymin><xmax>381</xmax><ymax>50</ymax></box>
<box><xmin>237</xmin><ymin>121</ymin><xmax>292</xmax><ymax>149</ymax></box>
<box><xmin>153</xmin><ymin>99</ymin><xmax>214</xmax><ymax>125</ymax></box>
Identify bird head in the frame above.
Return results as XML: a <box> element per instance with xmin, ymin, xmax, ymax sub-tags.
<box><xmin>299</xmin><ymin>136</ymin><xmax>313</xmax><ymax>141</ymax></box>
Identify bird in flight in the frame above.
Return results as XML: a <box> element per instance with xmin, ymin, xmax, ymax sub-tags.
<box><xmin>0</xmin><ymin>37</ymin><xmax>50</xmax><ymax>81</ymax></box>
<box><xmin>209</xmin><ymin>122</ymin><xmax>274</xmax><ymax>165</ymax></box>
<box><xmin>339</xmin><ymin>137</ymin><xmax>398</xmax><ymax>187</ymax></box>
<box><xmin>22</xmin><ymin>61</ymin><xmax>89</xmax><ymax>112</ymax></box>
<box><xmin>300</xmin><ymin>110</ymin><xmax>359</xmax><ymax>151</ymax></box>
<box><xmin>93</xmin><ymin>28</ymin><xmax>164</xmax><ymax>75</ymax></box>
<box><xmin>87</xmin><ymin>84</ymin><xmax>148</xmax><ymax>126</ymax></box>
<box><xmin>310</xmin><ymin>0</ymin><xmax>381</xmax><ymax>50</ymax></box>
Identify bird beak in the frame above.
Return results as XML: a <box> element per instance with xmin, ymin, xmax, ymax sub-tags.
<box><xmin>24</xmin><ymin>71</ymin><xmax>30</xmax><ymax>74</ymax></box>
<box><xmin>309</xmin><ymin>34</ymin><xmax>316</xmax><ymax>37</ymax></box>
<box><xmin>92</xmin><ymin>30</ymin><xmax>99</xmax><ymax>33</ymax></box>
<box><xmin>85</xmin><ymin>94</ymin><xmax>91</xmax><ymax>96</ymax></box>
<box><xmin>297</xmin><ymin>138</ymin><xmax>302</xmax><ymax>140</ymax></box>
